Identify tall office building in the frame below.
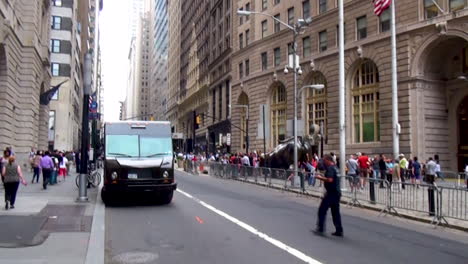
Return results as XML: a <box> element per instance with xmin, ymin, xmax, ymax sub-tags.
<box><xmin>125</xmin><ymin>12</ymin><xmax>150</xmax><ymax>121</ymax></box>
<box><xmin>48</xmin><ymin>0</ymin><xmax>103</xmax><ymax>152</ymax></box>
<box><xmin>177</xmin><ymin>0</ymin><xmax>211</xmax><ymax>153</ymax></box>
<box><xmin>167</xmin><ymin>0</ymin><xmax>182</xmax><ymax>150</ymax></box>
<box><xmin>148</xmin><ymin>0</ymin><xmax>168</xmax><ymax>121</ymax></box>
<box><xmin>129</xmin><ymin>0</ymin><xmax>145</xmax><ymax>41</ymax></box>
<box><xmin>206</xmin><ymin>0</ymin><xmax>233</xmax><ymax>154</ymax></box>
<box><xmin>48</xmin><ymin>0</ymin><xmax>82</xmax><ymax>151</ymax></box>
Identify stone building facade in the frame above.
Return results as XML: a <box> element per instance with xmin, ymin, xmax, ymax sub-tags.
<box><xmin>231</xmin><ymin>0</ymin><xmax>468</xmax><ymax>171</ymax></box>
<box><xmin>207</xmin><ymin>0</ymin><xmax>234</xmax><ymax>154</ymax></box>
<box><xmin>177</xmin><ymin>0</ymin><xmax>211</xmax><ymax>153</ymax></box>
<box><xmin>0</xmin><ymin>0</ymin><xmax>52</xmax><ymax>165</ymax></box>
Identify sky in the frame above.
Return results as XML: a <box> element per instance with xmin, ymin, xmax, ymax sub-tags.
<box><xmin>101</xmin><ymin>1</ymin><xmax>131</xmax><ymax>121</ymax></box>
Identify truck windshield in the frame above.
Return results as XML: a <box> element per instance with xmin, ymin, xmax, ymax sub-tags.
<box><xmin>106</xmin><ymin>135</ymin><xmax>172</xmax><ymax>158</ymax></box>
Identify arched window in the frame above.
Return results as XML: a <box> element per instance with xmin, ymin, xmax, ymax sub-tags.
<box><xmin>306</xmin><ymin>73</ymin><xmax>327</xmax><ymax>136</ymax></box>
<box><xmin>271</xmin><ymin>83</ymin><xmax>287</xmax><ymax>146</ymax></box>
<box><xmin>352</xmin><ymin>59</ymin><xmax>380</xmax><ymax>143</ymax></box>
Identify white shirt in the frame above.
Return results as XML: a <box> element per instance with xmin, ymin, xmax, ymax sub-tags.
<box><xmin>60</xmin><ymin>157</ymin><xmax>68</xmax><ymax>168</ymax></box>
<box><xmin>241</xmin><ymin>156</ymin><xmax>250</xmax><ymax>166</ymax></box>
<box><xmin>464</xmin><ymin>165</ymin><xmax>468</xmax><ymax>175</ymax></box>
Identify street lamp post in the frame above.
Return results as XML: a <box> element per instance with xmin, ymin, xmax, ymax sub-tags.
<box><xmin>238</xmin><ymin>10</ymin><xmax>311</xmax><ymax>187</ymax></box>
<box><xmin>77</xmin><ymin>52</ymin><xmax>92</xmax><ymax>203</ymax></box>
<box><xmin>230</xmin><ymin>104</ymin><xmax>249</xmax><ymax>153</ymax></box>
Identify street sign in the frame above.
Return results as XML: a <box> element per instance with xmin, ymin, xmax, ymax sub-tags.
<box><xmin>226</xmin><ymin>133</ymin><xmax>231</xmax><ymax>146</ymax></box>
<box><xmin>90</xmin><ymin>101</ymin><xmax>98</xmax><ymax>110</ymax></box>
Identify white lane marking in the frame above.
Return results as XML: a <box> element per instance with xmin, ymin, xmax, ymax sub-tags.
<box><xmin>176</xmin><ymin>189</ymin><xmax>323</xmax><ymax>264</ymax></box>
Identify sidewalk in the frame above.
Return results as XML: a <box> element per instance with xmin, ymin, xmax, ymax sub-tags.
<box><xmin>0</xmin><ymin>169</ymin><xmax>99</xmax><ymax>264</ymax></box>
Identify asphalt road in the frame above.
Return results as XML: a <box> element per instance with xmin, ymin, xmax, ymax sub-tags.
<box><xmin>105</xmin><ymin>171</ymin><xmax>468</xmax><ymax>264</ymax></box>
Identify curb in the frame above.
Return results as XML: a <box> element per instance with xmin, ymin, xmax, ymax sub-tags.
<box><xmin>85</xmin><ymin>181</ymin><xmax>105</xmax><ymax>264</ymax></box>
<box><xmin>180</xmin><ymin>170</ymin><xmax>468</xmax><ymax>232</ymax></box>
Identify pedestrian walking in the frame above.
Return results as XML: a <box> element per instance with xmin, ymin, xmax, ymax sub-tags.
<box><xmin>40</xmin><ymin>151</ymin><xmax>54</xmax><ymax>190</ymax></box>
<box><xmin>2</xmin><ymin>156</ymin><xmax>27</xmax><ymax>210</ymax></box>
<box><xmin>346</xmin><ymin>154</ymin><xmax>359</xmax><ymax>192</ymax></box>
<box><xmin>59</xmin><ymin>153</ymin><xmax>68</xmax><ymax>182</ymax></box>
<box><xmin>29</xmin><ymin>148</ymin><xmax>35</xmax><ymax>172</ymax></box>
<box><xmin>313</xmin><ymin>155</ymin><xmax>343</xmax><ymax>237</ymax></box>
<box><xmin>425</xmin><ymin>157</ymin><xmax>437</xmax><ymax>216</ymax></box>
<box><xmin>372</xmin><ymin>155</ymin><xmax>380</xmax><ymax>180</ymax></box>
<box><xmin>411</xmin><ymin>157</ymin><xmax>421</xmax><ymax>186</ymax></box>
<box><xmin>32</xmin><ymin>151</ymin><xmax>42</xmax><ymax>183</ymax></box>
<box><xmin>378</xmin><ymin>154</ymin><xmax>387</xmax><ymax>188</ymax></box>
<box><xmin>357</xmin><ymin>152</ymin><xmax>370</xmax><ymax>190</ymax></box>
<box><xmin>399</xmin><ymin>154</ymin><xmax>408</xmax><ymax>189</ymax></box>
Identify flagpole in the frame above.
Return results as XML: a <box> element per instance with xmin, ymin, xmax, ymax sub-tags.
<box><xmin>390</xmin><ymin>0</ymin><xmax>400</xmax><ymax>160</ymax></box>
<box><xmin>338</xmin><ymin>0</ymin><xmax>346</xmax><ymax>183</ymax></box>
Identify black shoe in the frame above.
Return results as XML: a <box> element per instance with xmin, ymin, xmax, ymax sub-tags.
<box><xmin>5</xmin><ymin>202</ymin><xmax>9</xmax><ymax>210</ymax></box>
<box><xmin>311</xmin><ymin>229</ymin><xmax>325</xmax><ymax>236</ymax></box>
<box><xmin>331</xmin><ymin>232</ymin><xmax>343</xmax><ymax>237</ymax></box>
<box><xmin>10</xmin><ymin>205</ymin><xmax>14</xmax><ymax>209</ymax></box>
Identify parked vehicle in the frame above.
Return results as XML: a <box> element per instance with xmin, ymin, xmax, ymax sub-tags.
<box><xmin>101</xmin><ymin>121</ymin><xmax>176</xmax><ymax>205</ymax></box>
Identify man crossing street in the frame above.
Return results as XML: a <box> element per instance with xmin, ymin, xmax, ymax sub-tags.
<box><xmin>313</xmin><ymin>155</ymin><xmax>343</xmax><ymax>237</ymax></box>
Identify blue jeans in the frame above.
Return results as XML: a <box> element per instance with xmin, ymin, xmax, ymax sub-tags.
<box><xmin>373</xmin><ymin>169</ymin><xmax>379</xmax><ymax>179</ymax></box>
<box><xmin>32</xmin><ymin>167</ymin><xmax>40</xmax><ymax>183</ymax></box>
<box><xmin>308</xmin><ymin>173</ymin><xmax>316</xmax><ymax>186</ymax></box>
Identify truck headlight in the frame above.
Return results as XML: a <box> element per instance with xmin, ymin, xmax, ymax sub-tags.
<box><xmin>111</xmin><ymin>171</ymin><xmax>118</xmax><ymax>180</ymax></box>
<box><xmin>163</xmin><ymin>171</ymin><xmax>169</xmax><ymax>178</ymax></box>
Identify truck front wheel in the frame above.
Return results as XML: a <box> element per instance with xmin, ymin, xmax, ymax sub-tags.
<box><xmin>160</xmin><ymin>191</ymin><xmax>173</xmax><ymax>204</ymax></box>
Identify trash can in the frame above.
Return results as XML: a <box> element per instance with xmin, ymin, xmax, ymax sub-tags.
<box><xmin>50</xmin><ymin>169</ymin><xmax>58</xmax><ymax>185</ymax></box>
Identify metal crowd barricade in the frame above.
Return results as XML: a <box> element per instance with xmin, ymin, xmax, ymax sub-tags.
<box><xmin>270</xmin><ymin>168</ymin><xmax>287</xmax><ymax>188</ymax></box>
<box><xmin>353</xmin><ymin>177</ymin><xmax>389</xmax><ymax>209</ymax></box>
<box><xmin>388</xmin><ymin>181</ymin><xmax>437</xmax><ymax>217</ymax></box>
<box><xmin>438</xmin><ymin>185</ymin><xmax>467</xmax><ymax>222</ymax></box>
<box><xmin>184</xmin><ymin>162</ymin><xmax>468</xmax><ymax>226</ymax></box>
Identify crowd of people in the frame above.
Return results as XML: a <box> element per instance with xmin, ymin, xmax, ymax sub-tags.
<box><xmin>179</xmin><ymin>150</ymin><xmax>468</xmax><ymax>190</ymax></box>
<box><xmin>1</xmin><ymin>147</ymin><xmax>79</xmax><ymax>210</ymax></box>
<box><xmin>345</xmin><ymin>153</ymin><xmax>451</xmax><ymax>192</ymax></box>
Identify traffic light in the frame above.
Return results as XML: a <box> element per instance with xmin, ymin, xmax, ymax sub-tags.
<box><xmin>193</xmin><ymin>111</ymin><xmax>202</xmax><ymax>130</ymax></box>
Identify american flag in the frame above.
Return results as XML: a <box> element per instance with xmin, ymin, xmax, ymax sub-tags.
<box><xmin>373</xmin><ymin>0</ymin><xmax>391</xmax><ymax>16</ymax></box>
<box><xmin>89</xmin><ymin>91</ymin><xmax>97</xmax><ymax>108</ymax></box>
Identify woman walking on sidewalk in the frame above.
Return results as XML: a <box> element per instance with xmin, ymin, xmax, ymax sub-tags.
<box><xmin>32</xmin><ymin>151</ymin><xmax>42</xmax><ymax>183</ymax></box>
<box><xmin>2</xmin><ymin>156</ymin><xmax>27</xmax><ymax>210</ymax></box>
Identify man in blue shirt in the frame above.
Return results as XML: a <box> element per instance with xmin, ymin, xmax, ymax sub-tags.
<box><xmin>313</xmin><ymin>154</ymin><xmax>343</xmax><ymax>237</ymax></box>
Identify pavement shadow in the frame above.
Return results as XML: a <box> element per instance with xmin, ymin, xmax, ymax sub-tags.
<box><xmin>0</xmin><ymin>215</ymin><xmax>49</xmax><ymax>248</ymax></box>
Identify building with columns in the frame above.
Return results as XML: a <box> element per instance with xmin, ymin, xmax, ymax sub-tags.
<box><xmin>229</xmin><ymin>0</ymin><xmax>468</xmax><ymax>171</ymax></box>
<box><xmin>0</xmin><ymin>0</ymin><xmax>51</xmax><ymax>165</ymax></box>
